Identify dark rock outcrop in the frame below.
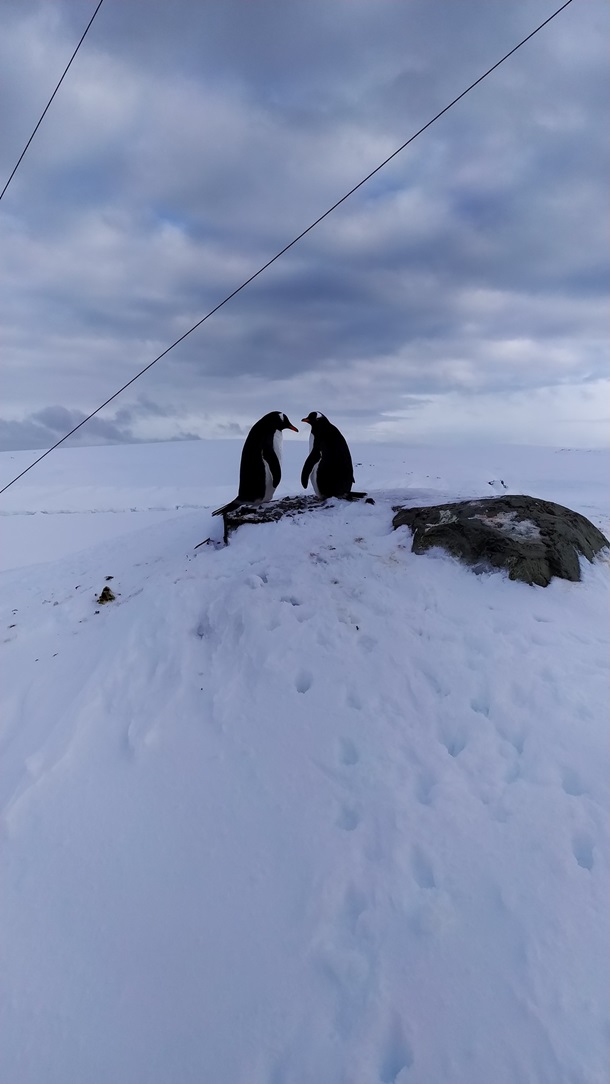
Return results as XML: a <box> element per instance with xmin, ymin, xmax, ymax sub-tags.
<box><xmin>96</xmin><ymin>585</ymin><xmax>116</xmax><ymax>604</ymax></box>
<box><xmin>221</xmin><ymin>495</ymin><xmax>324</xmax><ymax>540</ymax></box>
<box><xmin>392</xmin><ymin>495</ymin><xmax>609</xmax><ymax>587</ymax></box>
<box><xmin>216</xmin><ymin>493</ymin><xmax>373</xmax><ymax>543</ymax></box>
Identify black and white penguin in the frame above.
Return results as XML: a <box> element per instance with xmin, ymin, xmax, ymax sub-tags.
<box><xmin>212</xmin><ymin>411</ymin><xmax>298</xmax><ymax>516</ymax></box>
<box><xmin>301</xmin><ymin>411</ymin><xmax>359</xmax><ymax>499</ymax></box>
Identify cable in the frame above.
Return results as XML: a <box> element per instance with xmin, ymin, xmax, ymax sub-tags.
<box><xmin>0</xmin><ymin>0</ymin><xmax>575</xmax><ymax>496</ymax></box>
<box><xmin>0</xmin><ymin>0</ymin><xmax>106</xmax><ymax>203</ymax></box>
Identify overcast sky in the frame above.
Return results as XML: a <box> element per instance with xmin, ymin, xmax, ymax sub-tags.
<box><xmin>1</xmin><ymin>0</ymin><xmax>608</xmax><ymax>451</ymax></box>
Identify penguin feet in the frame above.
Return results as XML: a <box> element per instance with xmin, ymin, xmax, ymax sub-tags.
<box><xmin>212</xmin><ymin>498</ymin><xmax>260</xmax><ymax>517</ymax></box>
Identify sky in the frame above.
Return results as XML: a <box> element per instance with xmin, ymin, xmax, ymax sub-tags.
<box><xmin>0</xmin><ymin>0</ymin><xmax>608</xmax><ymax>451</ymax></box>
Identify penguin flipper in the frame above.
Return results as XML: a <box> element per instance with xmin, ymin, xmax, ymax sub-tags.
<box><xmin>301</xmin><ymin>449</ymin><xmax>320</xmax><ymax>489</ymax></box>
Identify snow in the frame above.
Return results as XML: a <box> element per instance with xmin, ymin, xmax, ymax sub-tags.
<box><xmin>1</xmin><ymin>439</ymin><xmax>608</xmax><ymax>1084</ymax></box>
<box><xmin>474</xmin><ymin>511</ymin><xmax>543</xmax><ymax>541</ymax></box>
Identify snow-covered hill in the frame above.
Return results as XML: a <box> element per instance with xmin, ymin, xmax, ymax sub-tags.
<box><xmin>1</xmin><ymin>441</ymin><xmax>608</xmax><ymax>1084</ymax></box>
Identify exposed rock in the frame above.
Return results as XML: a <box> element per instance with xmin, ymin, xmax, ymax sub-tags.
<box><xmin>392</xmin><ymin>495</ymin><xmax>609</xmax><ymax>587</ymax></box>
<box><xmin>96</xmin><ymin>586</ymin><xmax>116</xmax><ymax>604</ymax></box>
<box><xmin>217</xmin><ymin>493</ymin><xmax>374</xmax><ymax>543</ymax></box>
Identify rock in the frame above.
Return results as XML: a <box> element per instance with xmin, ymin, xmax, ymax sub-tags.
<box><xmin>217</xmin><ymin>493</ymin><xmax>373</xmax><ymax>543</ymax></box>
<box><xmin>392</xmin><ymin>495</ymin><xmax>609</xmax><ymax>587</ymax></box>
<box><xmin>215</xmin><ymin>495</ymin><xmax>323</xmax><ymax>542</ymax></box>
<box><xmin>96</xmin><ymin>586</ymin><xmax>116</xmax><ymax>604</ymax></box>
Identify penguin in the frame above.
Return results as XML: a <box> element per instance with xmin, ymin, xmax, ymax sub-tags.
<box><xmin>212</xmin><ymin>411</ymin><xmax>298</xmax><ymax>516</ymax></box>
<box><xmin>301</xmin><ymin>412</ymin><xmax>363</xmax><ymax>499</ymax></box>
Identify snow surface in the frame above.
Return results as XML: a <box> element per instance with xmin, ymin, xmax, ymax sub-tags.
<box><xmin>1</xmin><ymin>440</ymin><xmax>609</xmax><ymax>1084</ymax></box>
<box><xmin>474</xmin><ymin>512</ymin><xmax>543</xmax><ymax>541</ymax></box>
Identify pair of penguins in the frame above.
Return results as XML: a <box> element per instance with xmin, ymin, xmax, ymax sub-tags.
<box><xmin>213</xmin><ymin>411</ymin><xmax>363</xmax><ymax>517</ymax></box>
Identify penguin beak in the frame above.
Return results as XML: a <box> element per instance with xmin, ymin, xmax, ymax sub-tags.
<box><xmin>288</xmin><ymin>424</ymin><xmax>299</xmax><ymax>432</ymax></box>
<box><xmin>301</xmin><ymin>417</ymin><xmax>311</xmax><ymax>425</ymax></box>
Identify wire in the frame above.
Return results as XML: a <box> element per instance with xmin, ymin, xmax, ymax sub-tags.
<box><xmin>0</xmin><ymin>0</ymin><xmax>575</xmax><ymax>496</ymax></box>
<box><xmin>0</xmin><ymin>0</ymin><xmax>106</xmax><ymax>203</ymax></box>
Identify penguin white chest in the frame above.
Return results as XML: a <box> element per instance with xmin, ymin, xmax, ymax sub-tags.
<box><xmin>309</xmin><ymin>432</ymin><xmax>322</xmax><ymax>498</ymax></box>
<box><xmin>263</xmin><ymin>431</ymin><xmax>283</xmax><ymax>502</ymax></box>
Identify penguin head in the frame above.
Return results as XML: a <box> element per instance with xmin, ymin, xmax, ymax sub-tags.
<box><xmin>301</xmin><ymin>411</ymin><xmax>327</xmax><ymax>427</ymax></box>
<box><xmin>264</xmin><ymin>411</ymin><xmax>298</xmax><ymax>432</ymax></box>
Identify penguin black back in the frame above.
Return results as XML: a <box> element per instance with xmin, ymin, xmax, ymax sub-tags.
<box><xmin>301</xmin><ymin>412</ymin><xmax>355</xmax><ymax>498</ymax></box>
<box><xmin>213</xmin><ymin>411</ymin><xmax>298</xmax><ymax>516</ymax></box>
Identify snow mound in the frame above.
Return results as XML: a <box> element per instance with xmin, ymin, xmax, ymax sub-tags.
<box><xmin>1</xmin><ymin>443</ymin><xmax>608</xmax><ymax>1084</ymax></box>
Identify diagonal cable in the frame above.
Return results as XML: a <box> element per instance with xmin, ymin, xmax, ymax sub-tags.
<box><xmin>0</xmin><ymin>0</ymin><xmax>575</xmax><ymax>495</ymax></box>
<box><xmin>0</xmin><ymin>0</ymin><xmax>106</xmax><ymax>203</ymax></box>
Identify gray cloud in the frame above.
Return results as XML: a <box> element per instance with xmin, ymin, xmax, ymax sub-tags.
<box><xmin>0</xmin><ymin>401</ymin><xmax>200</xmax><ymax>452</ymax></box>
<box><xmin>0</xmin><ymin>0</ymin><xmax>608</xmax><ymax>454</ymax></box>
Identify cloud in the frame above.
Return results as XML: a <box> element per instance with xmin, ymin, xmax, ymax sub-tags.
<box><xmin>0</xmin><ymin>401</ymin><xmax>200</xmax><ymax>452</ymax></box>
<box><xmin>0</xmin><ymin>0</ymin><xmax>608</xmax><ymax>456</ymax></box>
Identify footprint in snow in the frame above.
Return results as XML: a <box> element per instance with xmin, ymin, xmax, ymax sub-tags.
<box><xmin>422</xmin><ymin>668</ymin><xmax>451</xmax><ymax>697</ymax></box>
<box><xmin>562</xmin><ymin>768</ymin><xmax>586</xmax><ymax>797</ymax></box>
<box><xmin>245</xmin><ymin>573</ymin><xmax>268</xmax><ymax>590</ymax></box>
<box><xmin>503</xmin><ymin>759</ymin><xmax>521</xmax><ymax>785</ymax></box>
<box><xmin>379</xmin><ymin>1015</ymin><xmax>414</xmax><ymax>1082</ymax></box>
<box><xmin>470</xmin><ymin>694</ymin><xmax>490</xmax><ymax>718</ymax></box>
<box><xmin>439</xmin><ymin>730</ymin><xmax>467</xmax><ymax>758</ymax></box>
<box><xmin>195</xmin><ymin>618</ymin><xmax>212</xmax><ymax>639</ymax></box>
<box><xmin>336</xmin><ymin>804</ymin><xmax>360</xmax><ymax>831</ymax></box>
<box><xmin>415</xmin><ymin>770</ymin><xmax>437</xmax><ymax>806</ymax></box>
<box><xmin>572</xmin><ymin>832</ymin><xmax>594</xmax><ymax>871</ymax></box>
<box><xmin>338</xmin><ymin>737</ymin><xmax>359</xmax><ymax>766</ymax></box>
<box><xmin>411</xmin><ymin>846</ymin><xmax>436</xmax><ymax>890</ymax></box>
<box><xmin>505</xmin><ymin>730</ymin><xmax>526</xmax><ymax>755</ymax></box>
<box><xmin>295</xmin><ymin>669</ymin><xmax>313</xmax><ymax>694</ymax></box>
<box><xmin>281</xmin><ymin>596</ymin><xmax>313</xmax><ymax>623</ymax></box>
